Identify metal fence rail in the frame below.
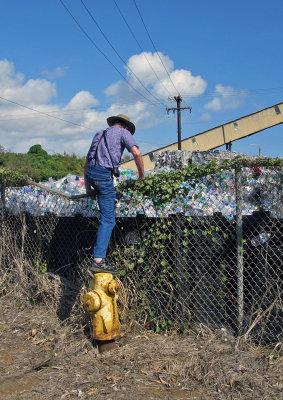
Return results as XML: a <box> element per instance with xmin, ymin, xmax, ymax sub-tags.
<box><xmin>0</xmin><ymin>165</ymin><xmax>282</xmax><ymax>343</ymax></box>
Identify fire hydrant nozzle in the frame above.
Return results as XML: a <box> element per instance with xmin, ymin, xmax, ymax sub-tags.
<box><xmin>84</xmin><ymin>291</ymin><xmax>101</xmax><ymax>313</ymax></box>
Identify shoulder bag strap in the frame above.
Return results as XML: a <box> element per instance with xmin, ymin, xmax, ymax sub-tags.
<box><xmin>93</xmin><ymin>130</ymin><xmax>106</xmax><ymax>166</ymax></box>
<box><xmin>94</xmin><ymin>130</ymin><xmax>119</xmax><ymax>170</ymax></box>
<box><xmin>103</xmin><ymin>130</ymin><xmax>117</xmax><ymax>170</ymax></box>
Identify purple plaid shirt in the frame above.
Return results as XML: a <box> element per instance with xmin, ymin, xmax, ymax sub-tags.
<box><xmin>86</xmin><ymin>125</ymin><xmax>138</xmax><ymax>169</ymax></box>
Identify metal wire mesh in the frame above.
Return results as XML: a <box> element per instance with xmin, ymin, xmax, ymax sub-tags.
<box><xmin>0</xmin><ymin>165</ymin><xmax>282</xmax><ymax>342</ymax></box>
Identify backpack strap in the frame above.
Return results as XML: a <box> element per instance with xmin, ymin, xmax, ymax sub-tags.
<box><xmin>103</xmin><ymin>131</ymin><xmax>116</xmax><ymax>170</ymax></box>
<box><xmin>94</xmin><ymin>129</ymin><xmax>119</xmax><ymax>172</ymax></box>
<box><xmin>93</xmin><ymin>130</ymin><xmax>106</xmax><ymax>166</ymax></box>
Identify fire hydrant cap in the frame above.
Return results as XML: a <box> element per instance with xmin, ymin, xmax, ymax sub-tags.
<box><xmin>83</xmin><ymin>292</ymin><xmax>101</xmax><ymax>312</ymax></box>
<box><xmin>108</xmin><ymin>280</ymin><xmax>120</xmax><ymax>295</ymax></box>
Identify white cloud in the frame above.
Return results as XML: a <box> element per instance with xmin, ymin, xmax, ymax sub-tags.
<box><xmin>65</xmin><ymin>91</ymin><xmax>99</xmax><ymax>109</ymax></box>
<box><xmin>204</xmin><ymin>84</ymin><xmax>246</xmax><ymax>112</ymax></box>
<box><xmin>40</xmin><ymin>66</ymin><xmax>68</xmax><ymax>80</ymax></box>
<box><xmin>0</xmin><ymin>54</ymin><xmax>208</xmax><ymax>156</ymax></box>
<box><xmin>0</xmin><ymin>59</ymin><xmax>24</xmax><ymax>87</ymax></box>
<box><xmin>124</xmin><ymin>52</ymin><xmax>207</xmax><ymax>99</ymax></box>
<box><xmin>205</xmin><ymin>97</ymin><xmax>222</xmax><ymax>111</ymax></box>
<box><xmin>0</xmin><ymin>59</ymin><xmax>56</xmax><ymax>105</ymax></box>
<box><xmin>0</xmin><ymin>60</ymin><xmax>104</xmax><ymax>155</ymax></box>
<box><xmin>157</xmin><ymin>69</ymin><xmax>207</xmax><ymax>98</ymax></box>
<box><xmin>127</xmin><ymin>52</ymin><xmax>173</xmax><ymax>87</ymax></box>
<box><xmin>104</xmin><ymin>52</ymin><xmax>207</xmax><ymax>129</ymax></box>
<box><xmin>200</xmin><ymin>112</ymin><xmax>212</xmax><ymax>122</ymax></box>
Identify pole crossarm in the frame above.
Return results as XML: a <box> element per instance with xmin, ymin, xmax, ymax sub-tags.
<box><xmin>166</xmin><ymin>96</ymin><xmax>192</xmax><ymax>150</ymax></box>
<box><xmin>166</xmin><ymin>107</ymin><xmax>192</xmax><ymax>112</ymax></box>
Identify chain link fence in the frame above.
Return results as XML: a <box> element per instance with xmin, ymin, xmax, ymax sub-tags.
<box><xmin>0</xmin><ymin>161</ymin><xmax>282</xmax><ymax>343</ymax></box>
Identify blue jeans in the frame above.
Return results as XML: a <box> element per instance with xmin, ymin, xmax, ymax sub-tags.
<box><xmin>85</xmin><ymin>164</ymin><xmax>116</xmax><ymax>259</ymax></box>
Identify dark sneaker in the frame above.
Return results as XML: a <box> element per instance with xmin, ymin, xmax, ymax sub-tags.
<box><xmin>90</xmin><ymin>259</ymin><xmax>118</xmax><ymax>274</ymax></box>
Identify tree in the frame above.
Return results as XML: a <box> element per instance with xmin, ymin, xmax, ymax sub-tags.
<box><xmin>28</xmin><ymin>144</ymin><xmax>47</xmax><ymax>156</ymax></box>
<box><xmin>1</xmin><ymin>145</ymin><xmax>85</xmax><ymax>181</ymax></box>
<box><xmin>0</xmin><ymin>145</ymin><xmax>6</xmax><ymax>153</ymax></box>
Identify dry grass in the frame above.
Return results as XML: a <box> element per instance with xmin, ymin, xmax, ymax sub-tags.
<box><xmin>0</xmin><ymin>222</ymin><xmax>282</xmax><ymax>399</ymax></box>
<box><xmin>0</xmin><ymin>296</ymin><xmax>282</xmax><ymax>400</ymax></box>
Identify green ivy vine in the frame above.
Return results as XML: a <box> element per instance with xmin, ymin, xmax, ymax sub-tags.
<box><xmin>0</xmin><ymin>168</ymin><xmax>29</xmax><ymax>187</ymax></box>
<box><xmin>117</xmin><ymin>158</ymin><xmax>283</xmax><ymax>207</ymax></box>
<box><xmin>114</xmin><ymin>157</ymin><xmax>282</xmax><ymax>332</ymax></box>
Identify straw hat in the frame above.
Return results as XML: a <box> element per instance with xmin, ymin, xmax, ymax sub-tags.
<box><xmin>107</xmin><ymin>114</ymin><xmax>135</xmax><ymax>135</ymax></box>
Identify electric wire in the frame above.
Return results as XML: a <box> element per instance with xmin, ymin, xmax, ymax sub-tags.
<box><xmin>59</xmin><ymin>0</ymin><xmax>161</xmax><ymax>109</ymax></box>
<box><xmin>0</xmin><ymin>107</ymin><xmax>109</xmax><ymax>120</ymax></box>
<box><xmin>132</xmin><ymin>0</ymin><xmax>195</xmax><ymax>110</ymax></box>
<box><xmin>80</xmin><ymin>0</ymin><xmax>167</xmax><ymax>107</ymax></box>
<box><xmin>0</xmin><ymin>113</ymin><xmax>102</xmax><ymax>122</ymax></box>
<box><xmin>0</xmin><ymin>95</ymin><xmax>93</xmax><ymax>130</ymax></box>
<box><xmin>132</xmin><ymin>0</ymin><xmax>180</xmax><ymax>97</ymax></box>
<box><xmin>0</xmin><ymin>95</ymin><xmax>166</xmax><ymax>148</ymax></box>
<box><xmin>1</xmin><ymin>87</ymin><xmax>281</xmax><ymax>122</ymax></box>
<box><xmin>182</xmin><ymin>87</ymin><xmax>283</xmax><ymax>99</ymax></box>
<box><xmin>112</xmin><ymin>0</ymin><xmax>172</xmax><ymax>98</ymax></box>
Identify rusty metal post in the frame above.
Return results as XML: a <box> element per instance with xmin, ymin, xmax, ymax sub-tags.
<box><xmin>235</xmin><ymin>167</ymin><xmax>244</xmax><ymax>334</ymax></box>
<box><xmin>0</xmin><ymin>174</ymin><xmax>5</xmax><ymax>222</ymax></box>
<box><xmin>0</xmin><ymin>175</ymin><xmax>5</xmax><ymax>258</ymax></box>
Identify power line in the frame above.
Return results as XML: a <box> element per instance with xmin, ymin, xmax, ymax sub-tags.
<box><xmin>0</xmin><ymin>107</ymin><xmax>110</xmax><ymax>120</ymax></box>
<box><xmin>2</xmin><ymin>86</ymin><xmax>279</xmax><ymax>120</ymax></box>
<box><xmin>182</xmin><ymin>87</ymin><xmax>283</xmax><ymax>99</ymax></box>
<box><xmin>112</xmin><ymin>0</ymin><xmax>172</xmax><ymax>98</ymax></box>
<box><xmin>59</xmin><ymin>0</ymin><xmax>162</xmax><ymax>109</ymax></box>
<box><xmin>132</xmin><ymin>0</ymin><xmax>180</xmax><ymax>97</ymax></box>
<box><xmin>0</xmin><ymin>95</ymin><xmax>93</xmax><ymax>130</ymax></box>
<box><xmin>80</xmin><ymin>0</ymin><xmax>167</xmax><ymax>107</ymax></box>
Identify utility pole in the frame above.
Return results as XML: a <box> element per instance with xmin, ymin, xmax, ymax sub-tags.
<box><xmin>166</xmin><ymin>95</ymin><xmax>191</xmax><ymax>150</ymax></box>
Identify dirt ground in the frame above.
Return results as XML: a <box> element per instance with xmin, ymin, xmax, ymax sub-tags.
<box><xmin>0</xmin><ymin>296</ymin><xmax>282</xmax><ymax>400</ymax></box>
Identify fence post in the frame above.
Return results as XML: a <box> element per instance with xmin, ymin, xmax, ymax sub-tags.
<box><xmin>0</xmin><ymin>174</ymin><xmax>5</xmax><ymax>264</ymax></box>
<box><xmin>235</xmin><ymin>167</ymin><xmax>244</xmax><ymax>334</ymax></box>
<box><xmin>0</xmin><ymin>174</ymin><xmax>5</xmax><ymax>222</ymax></box>
<box><xmin>174</xmin><ymin>213</ymin><xmax>186</xmax><ymax>312</ymax></box>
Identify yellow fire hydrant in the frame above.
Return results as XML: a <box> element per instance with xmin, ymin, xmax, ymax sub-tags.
<box><xmin>83</xmin><ymin>273</ymin><xmax>120</xmax><ymax>352</ymax></box>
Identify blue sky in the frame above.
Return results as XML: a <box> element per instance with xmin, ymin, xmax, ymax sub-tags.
<box><xmin>0</xmin><ymin>0</ymin><xmax>282</xmax><ymax>160</ymax></box>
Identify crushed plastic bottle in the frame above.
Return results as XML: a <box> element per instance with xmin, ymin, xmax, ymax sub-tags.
<box><xmin>2</xmin><ymin>151</ymin><xmax>282</xmax><ymax>219</ymax></box>
<box><xmin>251</xmin><ymin>232</ymin><xmax>271</xmax><ymax>247</ymax></box>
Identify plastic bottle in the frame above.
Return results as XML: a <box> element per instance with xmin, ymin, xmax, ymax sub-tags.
<box><xmin>251</xmin><ymin>232</ymin><xmax>271</xmax><ymax>247</ymax></box>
